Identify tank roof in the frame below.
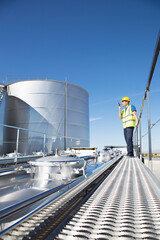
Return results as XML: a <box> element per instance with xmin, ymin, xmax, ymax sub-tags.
<box><xmin>7</xmin><ymin>79</ymin><xmax>89</xmax><ymax>96</ymax></box>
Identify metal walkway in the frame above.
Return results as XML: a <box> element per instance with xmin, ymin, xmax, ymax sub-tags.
<box><xmin>57</xmin><ymin>157</ymin><xmax>160</xmax><ymax>240</ymax></box>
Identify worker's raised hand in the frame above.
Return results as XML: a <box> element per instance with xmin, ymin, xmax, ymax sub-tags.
<box><xmin>118</xmin><ymin>105</ymin><xmax>121</xmax><ymax>110</ymax></box>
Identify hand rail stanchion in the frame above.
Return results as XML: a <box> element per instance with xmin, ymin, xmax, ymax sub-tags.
<box><xmin>60</xmin><ymin>137</ymin><xmax>61</xmax><ymax>150</ymax></box>
<box><xmin>15</xmin><ymin>128</ymin><xmax>20</xmax><ymax>164</ymax></box>
<box><xmin>136</xmin><ymin>126</ymin><xmax>138</xmax><ymax>157</ymax></box>
<box><xmin>43</xmin><ymin>134</ymin><xmax>46</xmax><ymax>157</ymax></box>
<box><xmin>139</xmin><ymin>120</ymin><xmax>142</xmax><ymax>161</ymax></box>
<box><xmin>64</xmin><ymin>79</ymin><xmax>67</xmax><ymax>151</ymax></box>
<box><xmin>147</xmin><ymin>90</ymin><xmax>152</xmax><ymax>170</ymax></box>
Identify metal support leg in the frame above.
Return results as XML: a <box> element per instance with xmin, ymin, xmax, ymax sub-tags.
<box><xmin>15</xmin><ymin>129</ymin><xmax>20</xmax><ymax>163</ymax></box>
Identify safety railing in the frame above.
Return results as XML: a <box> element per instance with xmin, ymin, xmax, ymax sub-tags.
<box><xmin>0</xmin><ymin>73</ymin><xmax>54</xmax><ymax>86</ymax></box>
<box><xmin>0</xmin><ymin>123</ymin><xmax>86</xmax><ymax>163</ymax></box>
<box><xmin>133</xmin><ymin>32</ymin><xmax>160</xmax><ymax>165</ymax></box>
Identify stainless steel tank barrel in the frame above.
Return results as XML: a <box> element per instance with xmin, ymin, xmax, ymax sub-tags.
<box><xmin>4</xmin><ymin>80</ymin><xmax>89</xmax><ymax>155</ymax></box>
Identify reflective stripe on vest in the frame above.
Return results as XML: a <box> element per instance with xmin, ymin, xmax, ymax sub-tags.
<box><xmin>122</xmin><ymin>105</ymin><xmax>135</xmax><ymax>128</ymax></box>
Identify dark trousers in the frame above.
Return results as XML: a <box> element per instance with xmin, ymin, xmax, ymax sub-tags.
<box><xmin>124</xmin><ymin>127</ymin><xmax>134</xmax><ymax>156</ymax></box>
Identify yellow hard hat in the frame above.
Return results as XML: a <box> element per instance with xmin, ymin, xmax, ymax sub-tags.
<box><xmin>121</xmin><ymin>97</ymin><xmax>130</xmax><ymax>102</ymax></box>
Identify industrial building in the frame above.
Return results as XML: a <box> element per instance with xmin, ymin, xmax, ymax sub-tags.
<box><xmin>1</xmin><ymin>79</ymin><xmax>89</xmax><ymax>155</ymax></box>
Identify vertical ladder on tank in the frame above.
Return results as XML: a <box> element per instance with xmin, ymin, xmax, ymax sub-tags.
<box><xmin>0</xmin><ymin>84</ymin><xmax>6</xmax><ymax>104</ymax></box>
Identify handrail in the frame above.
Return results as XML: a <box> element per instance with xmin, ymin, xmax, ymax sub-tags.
<box><xmin>0</xmin><ymin>123</ymin><xmax>45</xmax><ymax>134</ymax></box>
<box><xmin>0</xmin><ymin>123</ymin><xmax>88</xmax><ymax>141</ymax></box>
<box><xmin>138</xmin><ymin>32</ymin><xmax>160</xmax><ymax>123</ymax></box>
<box><xmin>142</xmin><ymin>118</ymin><xmax>160</xmax><ymax>138</ymax></box>
<box><xmin>134</xmin><ymin>32</ymin><xmax>160</xmax><ymax>163</ymax></box>
<box><xmin>0</xmin><ymin>122</ymin><xmax>89</xmax><ymax>163</ymax></box>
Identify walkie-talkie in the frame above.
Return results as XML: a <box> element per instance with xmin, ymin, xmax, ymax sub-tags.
<box><xmin>118</xmin><ymin>102</ymin><xmax>121</xmax><ymax>107</ymax></box>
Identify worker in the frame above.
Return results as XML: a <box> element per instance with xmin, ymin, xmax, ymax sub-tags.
<box><xmin>118</xmin><ymin>97</ymin><xmax>138</xmax><ymax>157</ymax></box>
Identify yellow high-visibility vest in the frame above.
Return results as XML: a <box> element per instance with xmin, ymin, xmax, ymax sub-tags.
<box><xmin>122</xmin><ymin>105</ymin><xmax>136</xmax><ymax>128</ymax></box>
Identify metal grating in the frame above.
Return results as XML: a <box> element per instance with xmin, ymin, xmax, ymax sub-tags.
<box><xmin>57</xmin><ymin>157</ymin><xmax>160</xmax><ymax>240</ymax></box>
<box><xmin>0</xmin><ymin>157</ymin><xmax>121</xmax><ymax>239</ymax></box>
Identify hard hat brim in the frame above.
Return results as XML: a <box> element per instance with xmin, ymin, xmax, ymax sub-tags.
<box><xmin>121</xmin><ymin>100</ymin><xmax>130</xmax><ymax>102</ymax></box>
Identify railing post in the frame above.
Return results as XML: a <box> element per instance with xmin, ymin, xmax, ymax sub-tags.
<box><xmin>43</xmin><ymin>134</ymin><xmax>46</xmax><ymax>157</ymax></box>
<box><xmin>64</xmin><ymin>79</ymin><xmax>67</xmax><ymax>150</ymax></box>
<box><xmin>136</xmin><ymin>126</ymin><xmax>138</xmax><ymax>157</ymax></box>
<box><xmin>15</xmin><ymin>128</ymin><xmax>20</xmax><ymax>163</ymax></box>
<box><xmin>60</xmin><ymin>137</ymin><xmax>61</xmax><ymax>150</ymax></box>
<box><xmin>139</xmin><ymin>120</ymin><xmax>142</xmax><ymax>161</ymax></box>
<box><xmin>147</xmin><ymin>90</ymin><xmax>152</xmax><ymax>166</ymax></box>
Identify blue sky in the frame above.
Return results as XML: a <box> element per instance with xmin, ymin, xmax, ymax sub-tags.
<box><xmin>0</xmin><ymin>0</ymin><xmax>160</xmax><ymax>152</ymax></box>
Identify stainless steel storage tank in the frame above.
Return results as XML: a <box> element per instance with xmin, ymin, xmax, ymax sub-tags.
<box><xmin>4</xmin><ymin>80</ymin><xmax>89</xmax><ymax>155</ymax></box>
